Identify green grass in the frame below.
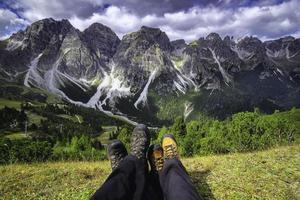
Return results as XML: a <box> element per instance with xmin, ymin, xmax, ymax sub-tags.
<box><xmin>58</xmin><ymin>114</ymin><xmax>83</xmax><ymax>123</ymax></box>
<box><xmin>148</xmin><ymin>90</ymin><xmax>203</xmax><ymax>121</ymax></box>
<box><xmin>272</xmin><ymin>108</ymin><xmax>300</xmax><ymax>134</ymax></box>
<box><xmin>0</xmin><ymin>161</ymin><xmax>111</xmax><ymax>200</ymax></box>
<box><xmin>188</xmin><ymin>40</ymin><xmax>199</xmax><ymax>47</ymax></box>
<box><xmin>0</xmin><ymin>98</ymin><xmax>22</xmax><ymax>109</ymax></box>
<box><xmin>171</xmin><ymin>56</ymin><xmax>185</xmax><ymax>69</ymax></box>
<box><xmin>27</xmin><ymin>112</ymin><xmax>46</xmax><ymax>125</ymax></box>
<box><xmin>0</xmin><ymin>83</ymin><xmax>61</xmax><ymax>105</ymax></box>
<box><xmin>0</xmin><ymin>145</ymin><xmax>299</xmax><ymax>199</ymax></box>
<box><xmin>4</xmin><ymin>132</ymin><xmax>29</xmax><ymax>140</ymax></box>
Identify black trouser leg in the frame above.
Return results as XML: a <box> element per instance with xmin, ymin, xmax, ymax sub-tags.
<box><xmin>91</xmin><ymin>155</ymin><xmax>147</xmax><ymax>200</ymax></box>
<box><xmin>143</xmin><ymin>171</ymin><xmax>164</xmax><ymax>200</ymax></box>
<box><xmin>159</xmin><ymin>158</ymin><xmax>202</xmax><ymax>200</ymax></box>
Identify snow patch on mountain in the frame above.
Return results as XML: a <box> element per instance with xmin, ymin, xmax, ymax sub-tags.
<box><xmin>0</xmin><ymin>68</ymin><xmax>13</xmax><ymax>77</ymax></box>
<box><xmin>285</xmin><ymin>46</ymin><xmax>299</xmax><ymax>60</ymax></box>
<box><xmin>134</xmin><ymin>69</ymin><xmax>157</xmax><ymax>109</ymax></box>
<box><xmin>87</xmin><ymin>62</ymin><xmax>131</xmax><ymax>108</ymax></box>
<box><xmin>184</xmin><ymin>101</ymin><xmax>193</xmax><ymax>120</ymax></box>
<box><xmin>24</xmin><ymin>53</ymin><xmax>43</xmax><ymax>87</ymax></box>
<box><xmin>95</xmin><ymin>102</ymin><xmax>138</xmax><ymax>125</ymax></box>
<box><xmin>266</xmin><ymin>47</ymin><xmax>285</xmax><ymax>59</ymax></box>
<box><xmin>174</xmin><ymin>80</ymin><xmax>187</xmax><ymax>94</ymax></box>
<box><xmin>208</xmin><ymin>48</ymin><xmax>232</xmax><ymax>85</ymax></box>
<box><xmin>231</xmin><ymin>46</ymin><xmax>255</xmax><ymax>61</ymax></box>
<box><xmin>57</xmin><ymin>71</ymin><xmax>87</xmax><ymax>92</ymax></box>
<box><xmin>5</xmin><ymin>39</ymin><xmax>25</xmax><ymax>51</ymax></box>
<box><xmin>177</xmin><ymin>74</ymin><xmax>189</xmax><ymax>88</ymax></box>
<box><xmin>171</xmin><ymin>59</ymin><xmax>199</xmax><ymax>92</ymax></box>
<box><xmin>44</xmin><ymin>60</ymin><xmax>60</xmax><ymax>92</ymax></box>
<box><xmin>276</xmin><ymin>68</ymin><xmax>284</xmax><ymax>76</ymax></box>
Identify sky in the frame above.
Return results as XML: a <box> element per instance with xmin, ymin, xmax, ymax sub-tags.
<box><xmin>0</xmin><ymin>0</ymin><xmax>299</xmax><ymax>42</ymax></box>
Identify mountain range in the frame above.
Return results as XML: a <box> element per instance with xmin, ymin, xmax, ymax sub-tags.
<box><xmin>0</xmin><ymin>18</ymin><xmax>299</xmax><ymax>126</ymax></box>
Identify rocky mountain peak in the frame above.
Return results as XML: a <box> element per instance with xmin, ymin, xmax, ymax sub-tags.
<box><xmin>24</xmin><ymin>18</ymin><xmax>73</xmax><ymax>38</ymax></box>
<box><xmin>7</xmin><ymin>18</ymin><xmax>74</xmax><ymax>55</ymax></box>
<box><xmin>281</xmin><ymin>36</ymin><xmax>295</xmax><ymax>42</ymax></box>
<box><xmin>171</xmin><ymin>39</ymin><xmax>186</xmax><ymax>49</ymax></box>
<box><xmin>83</xmin><ymin>23</ymin><xmax>120</xmax><ymax>60</ymax></box>
<box><xmin>121</xmin><ymin>26</ymin><xmax>171</xmax><ymax>51</ymax></box>
<box><xmin>140</xmin><ymin>26</ymin><xmax>162</xmax><ymax>33</ymax></box>
<box><xmin>171</xmin><ymin>39</ymin><xmax>186</xmax><ymax>57</ymax></box>
<box><xmin>231</xmin><ymin>36</ymin><xmax>266</xmax><ymax>69</ymax></box>
<box><xmin>236</xmin><ymin>36</ymin><xmax>263</xmax><ymax>51</ymax></box>
<box><xmin>223</xmin><ymin>35</ymin><xmax>234</xmax><ymax>46</ymax></box>
<box><xmin>206</xmin><ymin>32</ymin><xmax>222</xmax><ymax>41</ymax></box>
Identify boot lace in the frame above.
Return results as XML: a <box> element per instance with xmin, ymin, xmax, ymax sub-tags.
<box><xmin>164</xmin><ymin>144</ymin><xmax>177</xmax><ymax>159</ymax></box>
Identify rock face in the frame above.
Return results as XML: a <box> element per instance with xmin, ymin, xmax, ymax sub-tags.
<box><xmin>0</xmin><ymin>18</ymin><xmax>120</xmax><ymax>102</ymax></box>
<box><xmin>112</xmin><ymin>26</ymin><xmax>178</xmax><ymax>94</ymax></box>
<box><xmin>83</xmin><ymin>23</ymin><xmax>120</xmax><ymax>63</ymax></box>
<box><xmin>171</xmin><ymin>39</ymin><xmax>186</xmax><ymax>57</ymax></box>
<box><xmin>0</xmin><ymin>18</ymin><xmax>300</xmax><ymax>125</ymax></box>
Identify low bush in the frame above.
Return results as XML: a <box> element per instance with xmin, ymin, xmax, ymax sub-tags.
<box><xmin>0</xmin><ymin>135</ymin><xmax>106</xmax><ymax>164</ymax></box>
<box><xmin>155</xmin><ymin>109</ymin><xmax>297</xmax><ymax>157</ymax></box>
<box><xmin>52</xmin><ymin>135</ymin><xmax>106</xmax><ymax>161</ymax></box>
<box><xmin>0</xmin><ymin>138</ymin><xmax>52</xmax><ymax>164</ymax></box>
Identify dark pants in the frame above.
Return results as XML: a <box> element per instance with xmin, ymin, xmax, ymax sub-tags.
<box><xmin>144</xmin><ymin>171</ymin><xmax>164</xmax><ymax>200</ymax></box>
<box><xmin>159</xmin><ymin>158</ymin><xmax>202</xmax><ymax>200</ymax></box>
<box><xmin>90</xmin><ymin>155</ymin><xmax>147</xmax><ymax>200</ymax></box>
<box><xmin>91</xmin><ymin>156</ymin><xmax>201</xmax><ymax>200</ymax></box>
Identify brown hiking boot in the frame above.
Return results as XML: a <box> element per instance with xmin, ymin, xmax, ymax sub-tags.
<box><xmin>107</xmin><ymin>139</ymin><xmax>128</xmax><ymax>170</ymax></box>
<box><xmin>148</xmin><ymin>144</ymin><xmax>164</xmax><ymax>172</ymax></box>
<box><xmin>130</xmin><ymin>124</ymin><xmax>150</xmax><ymax>160</ymax></box>
<box><xmin>161</xmin><ymin>133</ymin><xmax>178</xmax><ymax>160</ymax></box>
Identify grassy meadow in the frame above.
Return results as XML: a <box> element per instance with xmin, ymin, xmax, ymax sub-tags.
<box><xmin>0</xmin><ymin>144</ymin><xmax>299</xmax><ymax>200</ymax></box>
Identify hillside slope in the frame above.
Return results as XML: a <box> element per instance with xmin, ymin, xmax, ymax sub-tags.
<box><xmin>0</xmin><ymin>145</ymin><xmax>299</xmax><ymax>200</ymax></box>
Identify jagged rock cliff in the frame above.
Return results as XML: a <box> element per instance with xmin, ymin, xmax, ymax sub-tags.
<box><xmin>0</xmin><ymin>18</ymin><xmax>300</xmax><ymax>125</ymax></box>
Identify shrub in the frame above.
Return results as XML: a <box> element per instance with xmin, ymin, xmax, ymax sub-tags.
<box><xmin>52</xmin><ymin>135</ymin><xmax>106</xmax><ymax>161</ymax></box>
<box><xmin>181</xmin><ymin>121</ymin><xmax>203</xmax><ymax>156</ymax></box>
<box><xmin>0</xmin><ymin>138</ymin><xmax>52</xmax><ymax>164</ymax></box>
<box><xmin>163</xmin><ymin>109</ymin><xmax>298</xmax><ymax>157</ymax></box>
<box><xmin>155</xmin><ymin>126</ymin><xmax>168</xmax><ymax>143</ymax></box>
<box><xmin>117</xmin><ymin>125</ymin><xmax>134</xmax><ymax>150</ymax></box>
<box><xmin>170</xmin><ymin>116</ymin><xmax>186</xmax><ymax>139</ymax></box>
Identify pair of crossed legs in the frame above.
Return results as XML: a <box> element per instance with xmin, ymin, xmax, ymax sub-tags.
<box><xmin>91</xmin><ymin>124</ymin><xmax>202</xmax><ymax>200</ymax></box>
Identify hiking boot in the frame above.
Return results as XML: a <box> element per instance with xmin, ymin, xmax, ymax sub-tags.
<box><xmin>161</xmin><ymin>133</ymin><xmax>178</xmax><ymax>160</ymax></box>
<box><xmin>148</xmin><ymin>144</ymin><xmax>164</xmax><ymax>172</ymax></box>
<box><xmin>107</xmin><ymin>139</ymin><xmax>128</xmax><ymax>170</ymax></box>
<box><xmin>130</xmin><ymin>124</ymin><xmax>150</xmax><ymax>160</ymax></box>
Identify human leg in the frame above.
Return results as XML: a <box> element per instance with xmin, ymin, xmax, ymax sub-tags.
<box><xmin>159</xmin><ymin>134</ymin><xmax>202</xmax><ymax>200</ymax></box>
<box><xmin>91</xmin><ymin>124</ymin><xmax>151</xmax><ymax>200</ymax></box>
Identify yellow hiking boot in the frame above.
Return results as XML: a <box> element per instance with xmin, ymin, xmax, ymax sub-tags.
<box><xmin>161</xmin><ymin>133</ymin><xmax>178</xmax><ymax>160</ymax></box>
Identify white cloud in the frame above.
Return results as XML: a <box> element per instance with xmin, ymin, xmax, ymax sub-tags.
<box><xmin>70</xmin><ymin>6</ymin><xmax>141</xmax><ymax>36</ymax></box>
<box><xmin>11</xmin><ymin>0</ymin><xmax>105</xmax><ymax>22</ymax></box>
<box><xmin>0</xmin><ymin>8</ymin><xmax>28</xmax><ymax>38</ymax></box>
<box><xmin>68</xmin><ymin>0</ymin><xmax>300</xmax><ymax>42</ymax></box>
<box><xmin>2</xmin><ymin>0</ymin><xmax>300</xmax><ymax>42</ymax></box>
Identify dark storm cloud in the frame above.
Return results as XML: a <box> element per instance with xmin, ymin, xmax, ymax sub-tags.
<box><xmin>0</xmin><ymin>0</ymin><xmax>299</xmax><ymax>42</ymax></box>
<box><xmin>107</xmin><ymin>0</ymin><xmax>195</xmax><ymax>16</ymax></box>
<box><xmin>102</xmin><ymin>0</ymin><xmax>286</xmax><ymax>16</ymax></box>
